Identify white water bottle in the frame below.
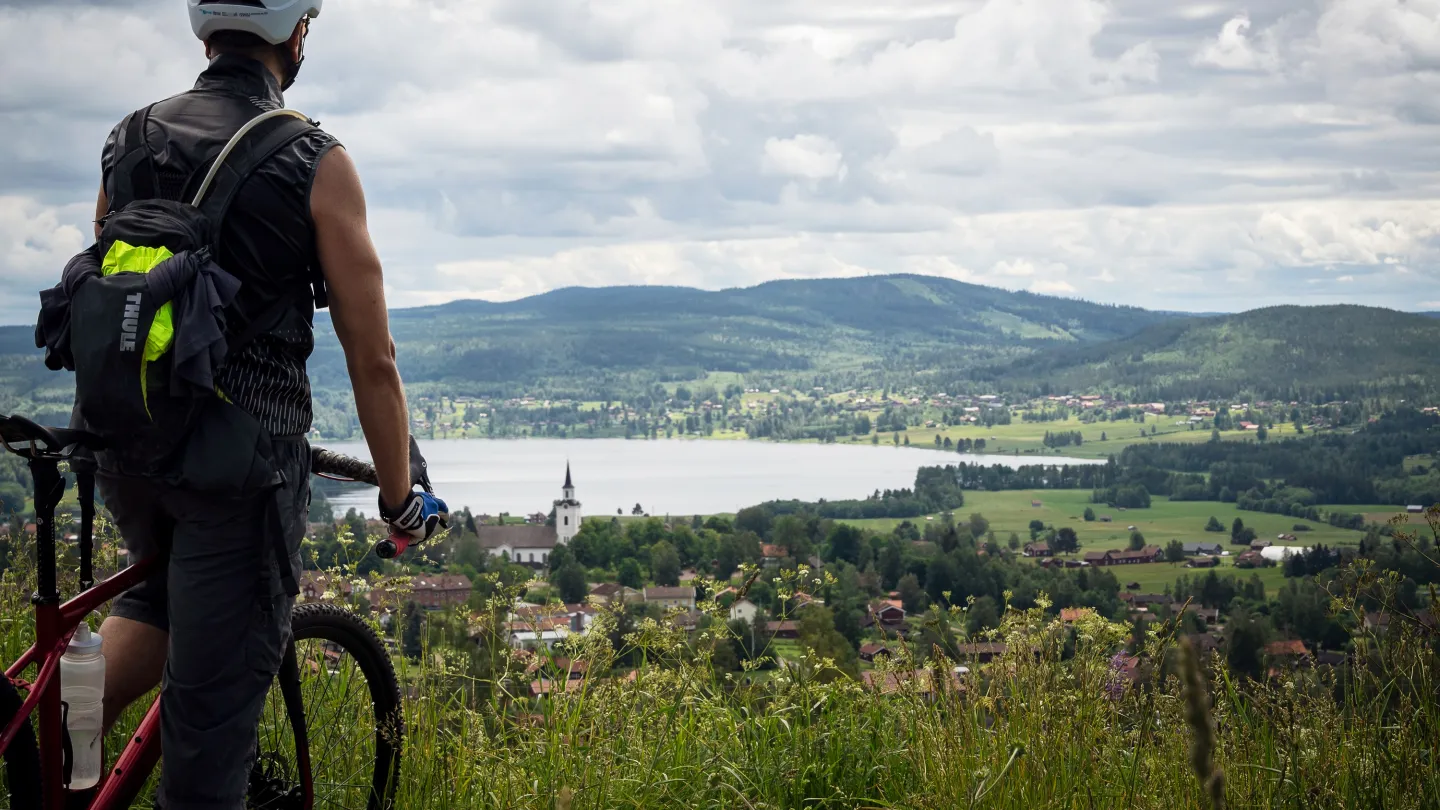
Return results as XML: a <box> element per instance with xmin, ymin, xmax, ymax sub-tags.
<box><xmin>60</xmin><ymin>622</ymin><xmax>105</xmax><ymax>790</ymax></box>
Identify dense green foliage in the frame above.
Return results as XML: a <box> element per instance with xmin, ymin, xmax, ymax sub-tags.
<box><xmin>1119</xmin><ymin>409</ymin><xmax>1440</xmax><ymax>506</ymax></box>
<box><xmin>984</xmin><ymin>305</ymin><xmax>1440</xmax><ymax>400</ymax></box>
<box><xmin>758</xmin><ymin>464</ymin><xmax>968</xmax><ymax>520</ymax></box>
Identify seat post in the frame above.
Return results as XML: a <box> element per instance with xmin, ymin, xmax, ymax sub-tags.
<box><xmin>28</xmin><ymin>457</ymin><xmax>66</xmax><ymax>605</ymax></box>
<box><xmin>77</xmin><ymin>470</ymin><xmax>96</xmax><ymax>591</ymax></box>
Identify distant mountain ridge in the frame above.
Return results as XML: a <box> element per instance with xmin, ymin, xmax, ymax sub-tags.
<box><xmin>304</xmin><ymin>274</ymin><xmax>1176</xmax><ymax>395</ymax></box>
<box><xmin>2</xmin><ymin>278</ymin><xmax>1436</xmax><ymax>415</ymax></box>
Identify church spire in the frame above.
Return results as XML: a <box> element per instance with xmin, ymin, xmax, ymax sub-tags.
<box><xmin>563</xmin><ymin>462</ymin><xmax>573</xmax><ymax>490</ymax></box>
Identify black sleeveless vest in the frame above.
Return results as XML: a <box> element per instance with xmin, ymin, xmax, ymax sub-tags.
<box><xmin>100</xmin><ymin>55</ymin><xmax>339</xmax><ymax>437</ymax></box>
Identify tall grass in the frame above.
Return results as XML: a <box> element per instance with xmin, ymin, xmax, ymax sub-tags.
<box><xmin>3</xmin><ymin>536</ymin><xmax>1438</xmax><ymax>809</ymax></box>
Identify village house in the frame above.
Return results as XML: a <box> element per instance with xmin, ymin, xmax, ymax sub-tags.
<box><xmin>644</xmin><ymin>585</ymin><xmax>697</xmax><ymax>610</ymax></box>
<box><xmin>1023</xmin><ymin>541</ymin><xmax>1052</xmax><ymax>558</ymax></box>
<box><xmin>728</xmin><ymin>598</ymin><xmax>759</xmax><ymax>624</ymax></box>
<box><xmin>953</xmin><ymin>642</ymin><xmax>1007</xmax><ymax>662</ymax></box>
<box><xmin>765</xmin><ymin>620</ymin><xmax>800</xmax><ymax>639</ymax></box>
<box><xmin>399</xmin><ymin>573</ymin><xmax>471</xmax><ymax>610</ymax></box>
<box><xmin>1235</xmin><ymin>550</ymin><xmax>1268</xmax><ymax>568</ymax></box>
<box><xmin>588</xmin><ymin>582</ymin><xmax>640</xmax><ymax>605</ymax></box>
<box><xmin>1182</xmin><ymin>542</ymin><xmax>1224</xmax><ymax>556</ymax></box>
<box><xmin>1363</xmin><ymin>610</ymin><xmax>1436</xmax><ymax>633</ymax></box>
<box><xmin>1264</xmin><ymin>639</ymin><xmax>1311</xmax><ymax>677</ymax></box>
<box><xmin>1186</xmin><ymin>555</ymin><xmax>1221</xmax><ymax>569</ymax></box>
<box><xmin>861</xmin><ymin>600</ymin><xmax>907</xmax><ymax>632</ymax></box>
<box><xmin>1083</xmin><ymin>546</ymin><xmax>1162</xmax><ymax>566</ymax></box>
<box><xmin>760</xmin><ymin>544</ymin><xmax>788</xmax><ymax>567</ymax></box>
<box><xmin>1120</xmin><ymin>592</ymin><xmax>1169</xmax><ymax>609</ymax></box>
<box><xmin>858</xmin><ymin>642</ymin><xmax>895</xmax><ymax>662</ymax></box>
<box><xmin>299</xmin><ymin>572</ymin><xmax>358</xmax><ymax>603</ymax></box>
<box><xmin>508</xmin><ymin>627</ymin><xmax>570</xmax><ymax>652</ymax></box>
<box><xmin>1060</xmin><ymin>607</ymin><xmax>1094</xmax><ymax>623</ymax></box>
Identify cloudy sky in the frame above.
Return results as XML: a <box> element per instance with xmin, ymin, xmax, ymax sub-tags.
<box><xmin>2</xmin><ymin>0</ymin><xmax>1438</xmax><ymax>323</ymax></box>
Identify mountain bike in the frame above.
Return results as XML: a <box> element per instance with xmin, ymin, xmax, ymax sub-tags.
<box><xmin>0</xmin><ymin>414</ymin><xmax>416</xmax><ymax>809</ymax></box>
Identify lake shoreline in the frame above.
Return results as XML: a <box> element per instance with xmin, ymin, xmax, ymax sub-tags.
<box><xmin>322</xmin><ymin>437</ymin><xmax>1101</xmax><ymax>519</ymax></box>
<box><xmin>317</xmin><ymin>432</ymin><xmax>1103</xmax><ymax>461</ymax></box>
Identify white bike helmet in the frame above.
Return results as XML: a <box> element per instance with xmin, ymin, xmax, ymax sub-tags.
<box><xmin>188</xmin><ymin>0</ymin><xmax>322</xmax><ymax>45</ymax></box>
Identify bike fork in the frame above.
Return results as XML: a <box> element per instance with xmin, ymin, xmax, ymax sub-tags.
<box><xmin>277</xmin><ymin>641</ymin><xmax>314</xmax><ymax>809</ymax></box>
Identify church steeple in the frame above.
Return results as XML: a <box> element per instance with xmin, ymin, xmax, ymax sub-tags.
<box><xmin>556</xmin><ymin>462</ymin><xmax>581</xmax><ymax>544</ymax></box>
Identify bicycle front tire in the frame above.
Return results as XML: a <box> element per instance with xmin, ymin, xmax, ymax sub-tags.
<box><xmin>250</xmin><ymin>602</ymin><xmax>403</xmax><ymax>810</ymax></box>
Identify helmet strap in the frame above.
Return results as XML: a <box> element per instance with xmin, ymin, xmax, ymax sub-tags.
<box><xmin>280</xmin><ymin>17</ymin><xmax>309</xmax><ymax>92</ymax></box>
<box><xmin>281</xmin><ymin>52</ymin><xmax>303</xmax><ymax>91</ymax></box>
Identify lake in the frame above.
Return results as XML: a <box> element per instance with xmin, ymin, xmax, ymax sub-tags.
<box><xmin>320</xmin><ymin>438</ymin><xmax>1100</xmax><ymax>518</ymax></box>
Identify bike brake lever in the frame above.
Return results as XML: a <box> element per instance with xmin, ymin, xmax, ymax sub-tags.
<box><xmin>408</xmin><ymin>435</ymin><xmax>433</xmax><ymax>494</ymax></box>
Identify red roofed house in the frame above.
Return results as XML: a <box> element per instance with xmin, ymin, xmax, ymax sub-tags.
<box><xmin>409</xmin><ymin>574</ymin><xmax>472</xmax><ymax>610</ymax></box>
<box><xmin>1235</xmin><ymin>551</ymin><xmax>1267</xmax><ymax>568</ymax></box>
<box><xmin>1060</xmin><ymin>607</ymin><xmax>1094</xmax><ymax>623</ymax></box>
<box><xmin>1265</xmin><ymin>639</ymin><xmax>1311</xmax><ymax>661</ymax></box>
<box><xmin>858</xmin><ymin>642</ymin><xmax>895</xmax><ymax>662</ymax></box>
<box><xmin>766</xmin><ymin>620</ymin><xmax>800</xmax><ymax>639</ymax></box>
<box><xmin>861</xmin><ymin>600</ymin><xmax>907</xmax><ymax>631</ymax></box>
<box><xmin>761</xmin><ymin>544</ymin><xmax>788</xmax><ymax>567</ymax></box>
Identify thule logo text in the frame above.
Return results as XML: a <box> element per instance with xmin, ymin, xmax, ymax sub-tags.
<box><xmin>120</xmin><ymin>293</ymin><xmax>142</xmax><ymax>352</ymax></box>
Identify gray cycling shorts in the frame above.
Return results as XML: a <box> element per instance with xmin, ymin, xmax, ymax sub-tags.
<box><xmin>100</xmin><ymin>438</ymin><xmax>309</xmax><ymax>810</ymax></box>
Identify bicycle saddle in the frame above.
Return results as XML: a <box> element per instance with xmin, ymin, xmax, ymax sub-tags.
<box><xmin>0</xmin><ymin>414</ymin><xmax>106</xmax><ymax>460</ymax></box>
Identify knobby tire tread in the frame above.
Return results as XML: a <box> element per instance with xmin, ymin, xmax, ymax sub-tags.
<box><xmin>286</xmin><ymin>602</ymin><xmax>403</xmax><ymax>810</ymax></box>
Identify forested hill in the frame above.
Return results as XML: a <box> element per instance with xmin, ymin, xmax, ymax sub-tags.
<box><xmin>978</xmin><ymin>305</ymin><xmax>1440</xmax><ymax>401</ymax></box>
<box><xmin>304</xmin><ymin>274</ymin><xmax>1172</xmax><ymax>396</ymax></box>
<box><xmin>4</xmin><ymin>279</ymin><xmax>1436</xmax><ymax>411</ymax></box>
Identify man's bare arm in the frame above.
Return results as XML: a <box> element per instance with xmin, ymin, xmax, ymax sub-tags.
<box><xmin>311</xmin><ymin>146</ymin><xmax>412</xmax><ymax>510</ymax></box>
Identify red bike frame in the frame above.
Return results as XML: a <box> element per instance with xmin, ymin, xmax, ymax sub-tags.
<box><xmin>0</xmin><ymin>415</ymin><xmax>348</xmax><ymax>808</ymax></box>
<box><xmin>3</xmin><ymin>557</ymin><xmax>160</xmax><ymax>809</ymax></box>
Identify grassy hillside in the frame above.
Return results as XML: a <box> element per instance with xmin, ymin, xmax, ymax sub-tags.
<box><xmin>7</xmin><ymin>563</ymin><xmax>1432</xmax><ymax>808</ymax></box>
<box><xmin>0</xmin><ymin>326</ymin><xmax>73</xmax><ymax>426</ymax></box>
<box><xmin>981</xmin><ymin>305</ymin><xmax>1440</xmax><ymax>400</ymax></box>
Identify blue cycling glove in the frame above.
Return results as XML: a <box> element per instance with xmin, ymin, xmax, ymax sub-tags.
<box><xmin>380</xmin><ymin>490</ymin><xmax>450</xmax><ymax>542</ymax></box>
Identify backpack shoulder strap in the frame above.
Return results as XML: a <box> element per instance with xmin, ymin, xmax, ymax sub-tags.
<box><xmin>189</xmin><ymin>109</ymin><xmax>318</xmax><ymax>356</ymax></box>
<box><xmin>192</xmin><ymin>109</ymin><xmax>316</xmax><ymax>236</ymax></box>
<box><xmin>107</xmin><ymin>104</ymin><xmax>159</xmax><ymax>212</ymax></box>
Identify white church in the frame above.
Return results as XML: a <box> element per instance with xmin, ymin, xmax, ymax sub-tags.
<box><xmin>477</xmin><ymin>465</ymin><xmax>581</xmax><ymax>567</ymax></box>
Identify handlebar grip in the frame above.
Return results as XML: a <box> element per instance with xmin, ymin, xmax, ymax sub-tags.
<box><xmin>375</xmin><ymin>533</ymin><xmax>411</xmax><ymax>560</ymax></box>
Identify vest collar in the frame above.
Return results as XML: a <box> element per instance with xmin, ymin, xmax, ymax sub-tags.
<box><xmin>193</xmin><ymin>54</ymin><xmax>285</xmax><ymax>109</ymax></box>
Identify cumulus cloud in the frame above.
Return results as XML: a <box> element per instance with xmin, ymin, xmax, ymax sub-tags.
<box><xmin>762</xmin><ymin>135</ymin><xmax>847</xmax><ymax>181</ymax></box>
<box><xmin>0</xmin><ymin>0</ymin><xmax>1438</xmax><ymax>323</ymax></box>
<box><xmin>1193</xmin><ymin>14</ymin><xmax>1281</xmax><ymax>71</ymax></box>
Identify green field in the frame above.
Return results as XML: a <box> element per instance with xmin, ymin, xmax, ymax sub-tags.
<box><xmin>845</xmin><ymin>489</ymin><xmax>1366</xmax><ymax>550</ymax></box>
<box><xmin>841</xmin><ymin>489</ymin><xmax>1368</xmax><ymax>595</ymax></box>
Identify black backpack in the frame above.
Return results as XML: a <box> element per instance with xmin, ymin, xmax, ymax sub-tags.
<box><xmin>59</xmin><ymin>107</ymin><xmax>317</xmax><ymax>479</ymax></box>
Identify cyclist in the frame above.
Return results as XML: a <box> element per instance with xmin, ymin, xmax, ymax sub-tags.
<box><xmin>82</xmin><ymin>3</ymin><xmax>446</xmax><ymax>807</ymax></box>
